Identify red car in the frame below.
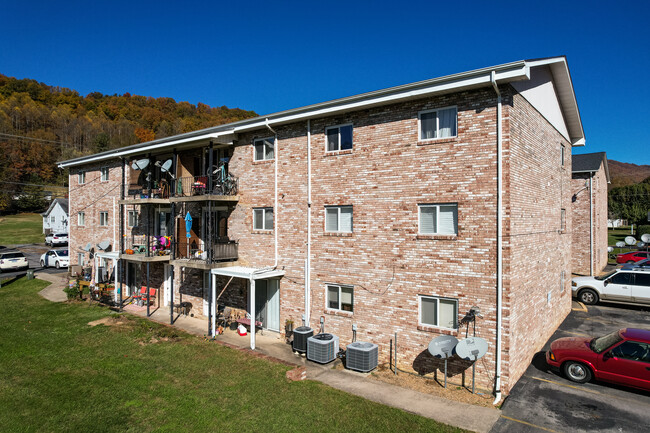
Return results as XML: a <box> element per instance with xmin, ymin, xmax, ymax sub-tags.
<box><xmin>616</xmin><ymin>251</ymin><xmax>650</xmax><ymax>264</ymax></box>
<box><xmin>546</xmin><ymin>328</ymin><xmax>650</xmax><ymax>391</ymax></box>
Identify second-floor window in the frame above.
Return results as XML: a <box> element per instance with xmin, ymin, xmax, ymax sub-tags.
<box><xmin>254</xmin><ymin>137</ymin><xmax>275</xmax><ymax>161</ymax></box>
<box><xmin>253</xmin><ymin>207</ymin><xmax>274</xmax><ymax>231</ymax></box>
<box><xmin>99</xmin><ymin>211</ymin><xmax>109</xmax><ymax>227</ymax></box>
<box><xmin>561</xmin><ymin>144</ymin><xmax>566</xmax><ymax>167</ymax></box>
<box><xmin>100</xmin><ymin>167</ymin><xmax>109</xmax><ymax>182</ymax></box>
<box><xmin>78</xmin><ymin>171</ymin><xmax>86</xmax><ymax>184</ymax></box>
<box><xmin>419</xmin><ymin>107</ymin><xmax>457</xmax><ymax>140</ymax></box>
<box><xmin>326</xmin><ymin>124</ymin><xmax>353</xmax><ymax>152</ymax></box>
<box><xmin>325</xmin><ymin>206</ymin><xmax>353</xmax><ymax>233</ymax></box>
<box><xmin>561</xmin><ymin>208</ymin><xmax>566</xmax><ymax>232</ymax></box>
<box><xmin>419</xmin><ymin>203</ymin><xmax>458</xmax><ymax>235</ymax></box>
<box><xmin>51</xmin><ymin>216</ymin><xmax>55</xmax><ymax>223</ymax></box>
<box><xmin>78</xmin><ymin>212</ymin><xmax>85</xmax><ymax>226</ymax></box>
<box><xmin>128</xmin><ymin>210</ymin><xmax>138</xmax><ymax>228</ymax></box>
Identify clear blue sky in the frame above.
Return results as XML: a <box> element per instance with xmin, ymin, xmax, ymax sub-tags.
<box><xmin>2</xmin><ymin>0</ymin><xmax>648</xmax><ymax>164</ymax></box>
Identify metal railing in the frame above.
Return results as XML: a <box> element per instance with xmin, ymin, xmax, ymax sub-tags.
<box><xmin>174</xmin><ymin>174</ymin><xmax>238</xmax><ymax>197</ymax></box>
<box><xmin>123</xmin><ymin>235</ymin><xmax>172</xmax><ymax>257</ymax></box>
<box><xmin>175</xmin><ymin>238</ymin><xmax>238</xmax><ymax>262</ymax></box>
<box><xmin>126</xmin><ymin>179</ymin><xmax>172</xmax><ymax>200</ymax></box>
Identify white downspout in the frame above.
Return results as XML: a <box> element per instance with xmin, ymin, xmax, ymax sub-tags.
<box><xmin>491</xmin><ymin>71</ymin><xmax>503</xmax><ymax>405</ymax></box>
<box><xmin>306</xmin><ymin>119</ymin><xmax>312</xmax><ymax>326</ymax></box>
<box><xmin>249</xmin><ymin>277</ymin><xmax>256</xmax><ymax>350</ymax></box>
<box><xmin>113</xmin><ymin>197</ymin><xmax>116</xmax><ymax>248</ymax></box>
<box><xmin>211</xmin><ymin>274</ymin><xmax>217</xmax><ymax>337</ymax></box>
<box><xmin>589</xmin><ymin>176</ymin><xmax>594</xmax><ymax>276</ymax></box>
<box><xmin>265</xmin><ymin>119</ymin><xmax>279</xmax><ymax>269</ymax></box>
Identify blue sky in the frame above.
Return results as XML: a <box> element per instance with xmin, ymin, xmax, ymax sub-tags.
<box><xmin>2</xmin><ymin>0</ymin><xmax>648</xmax><ymax>164</ymax></box>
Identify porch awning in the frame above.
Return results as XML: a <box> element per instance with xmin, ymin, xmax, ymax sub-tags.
<box><xmin>211</xmin><ymin>266</ymin><xmax>285</xmax><ymax>280</ymax></box>
<box><xmin>96</xmin><ymin>251</ymin><xmax>119</xmax><ymax>260</ymax></box>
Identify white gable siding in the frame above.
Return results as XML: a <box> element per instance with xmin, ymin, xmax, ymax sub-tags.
<box><xmin>511</xmin><ymin>66</ymin><xmax>570</xmax><ymax>141</ymax></box>
<box><xmin>42</xmin><ymin>202</ymin><xmax>69</xmax><ymax>234</ymax></box>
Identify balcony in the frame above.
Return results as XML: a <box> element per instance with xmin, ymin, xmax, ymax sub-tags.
<box><xmin>120</xmin><ymin>235</ymin><xmax>172</xmax><ymax>262</ymax></box>
<box><xmin>172</xmin><ymin>238</ymin><xmax>238</xmax><ymax>270</ymax></box>
<box><xmin>170</xmin><ymin>174</ymin><xmax>239</xmax><ymax>203</ymax></box>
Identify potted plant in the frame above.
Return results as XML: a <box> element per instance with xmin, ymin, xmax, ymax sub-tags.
<box><xmin>285</xmin><ymin>318</ymin><xmax>294</xmax><ymax>333</ymax></box>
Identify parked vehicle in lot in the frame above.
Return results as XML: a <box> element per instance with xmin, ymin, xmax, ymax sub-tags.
<box><xmin>50</xmin><ymin>233</ymin><xmax>68</xmax><ymax>246</ymax></box>
<box><xmin>0</xmin><ymin>251</ymin><xmax>29</xmax><ymax>272</ymax></box>
<box><xmin>622</xmin><ymin>258</ymin><xmax>650</xmax><ymax>270</ymax></box>
<box><xmin>40</xmin><ymin>249</ymin><xmax>69</xmax><ymax>269</ymax></box>
<box><xmin>45</xmin><ymin>233</ymin><xmax>53</xmax><ymax>245</ymax></box>
<box><xmin>572</xmin><ymin>268</ymin><xmax>650</xmax><ymax>305</ymax></box>
<box><xmin>546</xmin><ymin>328</ymin><xmax>650</xmax><ymax>391</ymax></box>
<box><xmin>616</xmin><ymin>251</ymin><xmax>650</xmax><ymax>264</ymax></box>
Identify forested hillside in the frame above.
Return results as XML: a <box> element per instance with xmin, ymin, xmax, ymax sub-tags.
<box><xmin>0</xmin><ymin>74</ymin><xmax>257</xmax><ymax>212</ymax></box>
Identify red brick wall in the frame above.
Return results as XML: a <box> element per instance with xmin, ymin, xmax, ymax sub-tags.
<box><xmin>506</xmin><ymin>91</ymin><xmax>573</xmax><ymax>390</ymax></box>
<box><xmin>571</xmin><ymin>165</ymin><xmax>609</xmax><ymax>276</ymax></box>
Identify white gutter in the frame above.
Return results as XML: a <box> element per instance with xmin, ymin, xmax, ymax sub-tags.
<box><xmin>589</xmin><ymin>176</ymin><xmax>594</xmax><ymax>276</ymax></box>
<box><xmin>306</xmin><ymin>119</ymin><xmax>312</xmax><ymax>326</ymax></box>
<box><xmin>265</xmin><ymin>119</ymin><xmax>279</xmax><ymax>269</ymax></box>
<box><xmin>491</xmin><ymin>71</ymin><xmax>503</xmax><ymax>406</ymax></box>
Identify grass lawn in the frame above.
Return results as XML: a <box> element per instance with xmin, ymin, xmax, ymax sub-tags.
<box><xmin>0</xmin><ymin>278</ymin><xmax>465</xmax><ymax>433</ymax></box>
<box><xmin>0</xmin><ymin>213</ymin><xmax>43</xmax><ymax>245</ymax></box>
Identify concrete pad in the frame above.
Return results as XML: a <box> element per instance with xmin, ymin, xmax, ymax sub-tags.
<box><xmin>36</xmin><ymin>272</ymin><xmax>68</xmax><ymax>302</ymax></box>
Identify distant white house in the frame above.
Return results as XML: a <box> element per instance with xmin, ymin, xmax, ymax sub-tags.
<box><xmin>42</xmin><ymin>198</ymin><xmax>69</xmax><ymax>234</ymax></box>
<box><xmin>607</xmin><ymin>218</ymin><xmax>628</xmax><ymax>228</ymax></box>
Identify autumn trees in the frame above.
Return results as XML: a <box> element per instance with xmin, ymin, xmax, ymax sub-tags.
<box><xmin>0</xmin><ymin>74</ymin><xmax>257</xmax><ymax>212</ymax></box>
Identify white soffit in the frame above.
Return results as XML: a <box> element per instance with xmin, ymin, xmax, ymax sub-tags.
<box><xmin>211</xmin><ymin>266</ymin><xmax>285</xmax><ymax>280</ymax></box>
<box><xmin>96</xmin><ymin>251</ymin><xmax>119</xmax><ymax>260</ymax></box>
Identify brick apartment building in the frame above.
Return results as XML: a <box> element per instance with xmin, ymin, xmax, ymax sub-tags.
<box><xmin>59</xmin><ymin>56</ymin><xmax>585</xmax><ymax>395</ymax></box>
<box><xmin>571</xmin><ymin>152</ymin><xmax>610</xmax><ymax>276</ymax></box>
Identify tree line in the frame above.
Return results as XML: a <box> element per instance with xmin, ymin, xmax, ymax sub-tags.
<box><xmin>608</xmin><ymin>176</ymin><xmax>650</xmax><ymax>225</ymax></box>
<box><xmin>0</xmin><ymin>74</ymin><xmax>257</xmax><ymax>212</ymax></box>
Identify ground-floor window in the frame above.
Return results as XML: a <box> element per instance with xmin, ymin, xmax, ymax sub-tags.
<box><xmin>419</xmin><ymin>295</ymin><xmax>458</xmax><ymax>329</ymax></box>
<box><xmin>327</xmin><ymin>284</ymin><xmax>353</xmax><ymax>312</ymax></box>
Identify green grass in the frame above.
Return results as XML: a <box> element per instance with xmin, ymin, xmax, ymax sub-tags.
<box><xmin>608</xmin><ymin>227</ymin><xmax>634</xmax><ymax>247</ymax></box>
<box><xmin>0</xmin><ymin>213</ymin><xmax>43</xmax><ymax>244</ymax></box>
<box><xmin>0</xmin><ymin>278</ymin><xmax>464</xmax><ymax>433</ymax></box>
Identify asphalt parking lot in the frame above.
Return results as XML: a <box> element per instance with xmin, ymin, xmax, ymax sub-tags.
<box><xmin>0</xmin><ymin>243</ymin><xmax>68</xmax><ymax>279</ymax></box>
<box><xmin>491</xmin><ymin>301</ymin><xmax>650</xmax><ymax>433</ymax></box>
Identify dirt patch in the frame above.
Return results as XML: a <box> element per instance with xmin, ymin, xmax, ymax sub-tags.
<box><xmin>367</xmin><ymin>364</ymin><xmax>496</xmax><ymax>408</ymax></box>
<box><xmin>88</xmin><ymin>316</ymin><xmax>132</xmax><ymax>327</ymax></box>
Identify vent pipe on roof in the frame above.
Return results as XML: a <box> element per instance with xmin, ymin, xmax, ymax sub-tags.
<box><xmin>491</xmin><ymin>71</ymin><xmax>503</xmax><ymax>406</ymax></box>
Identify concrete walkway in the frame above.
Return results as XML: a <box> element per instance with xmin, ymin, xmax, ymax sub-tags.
<box><xmin>122</xmin><ymin>304</ymin><xmax>500</xmax><ymax>433</ymax></box>
<box><xmin>36</xmin><ymin>271</ymin><xmax>68</xmax><ymax>302</ymax></box>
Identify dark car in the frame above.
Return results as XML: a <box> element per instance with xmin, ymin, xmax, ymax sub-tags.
<box><xmin>546</xmin><ymin>328</ymin><xmax>650</xmax><ymax>391</ymax></box>
<box><xmin>622</xmin><ymin>258</ymin><xmax>650</xmax><ymax>270</ymax></box>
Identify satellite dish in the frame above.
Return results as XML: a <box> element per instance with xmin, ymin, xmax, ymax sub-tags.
<box><xmin>428</xmin><ymin>335</ymin><xmax>458</xmax><ymax>359</ymax></box>
<box><xmin>637</xmin><ymin>242</ymin><xmax>646</xmax><ymax>248</ymax></box>
<box><xmin>607</xmin><ymin>246</ymin><xmax>614</xmax><ymax>253</ymax></box>
<box><xmin>131</xmin><ymin>158</ymin><xmax>149</xmax><ymax>170</ymax></box>
<box><xmin>455</xmin><ymin>337</ymin><xmax>488</xmax><ymax>362</ymax></box>
<box><xmin>160</xmin><ymin>159</ymin><xmax>172</xmax><ymax>173</ymax></box>
<box><xmin>625</xmin><ymin>236</ymin><xmax>637</xmax><ymax>246</ymax></box>
<box><xmin>97</xmin><ymin>240</ymin><xmax>111</xmax><ymax>251</ymax></box>
<box><xmin>616</xmin><ymin>241</ymin><xmax>626</xmax><ymax>248</ymax></box>
<box><xmin>642</xmin><ymin>234</ymin><xmax>650</xmax><ymax>243</ymax></box>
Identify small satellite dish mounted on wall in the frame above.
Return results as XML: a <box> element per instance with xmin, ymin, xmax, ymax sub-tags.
<box><xmin>428</xmin><ymin>335</ymin><xmax>458</xmax><ymax>389</ymax></box>
<box><xmin>131</xmin><ymin>158</ymin><xmax>150</xmax><ymax>170</ymax></box>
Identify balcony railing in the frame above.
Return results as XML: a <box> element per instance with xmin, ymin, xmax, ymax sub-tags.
<box><xmin>126</xmin><ymin>179</ymin><xmax>172</xmax><ymax>200</ymax></box>
<box><xmin>175</xmin><ymin>238</ymin><xmax>238</xmax><ymax>263</ymax></box>
<box><xmin>123</xmin><ymin>235</ymin><xmax>172</xmax><ymax>257</ymax></box>
<box><xmin>174</xmin><ymin>174</ymin><xmax>238</xmax><ymax>198</ymax></box>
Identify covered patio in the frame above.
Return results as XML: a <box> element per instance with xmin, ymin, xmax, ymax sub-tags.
<box><xmin>209</xmin><ymin>266</ymin><xmax>285</xmax><ymax>350</ymax></box>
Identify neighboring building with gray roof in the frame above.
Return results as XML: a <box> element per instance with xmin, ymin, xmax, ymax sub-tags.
<box><xmin>41</xmin><ymin>198</ymin><xmax>69</xmax><ymax>234</ymax></box>
<box><xmin>571</xmin><ymin>152</ymin><xmax>610</xmax><ymax>275</ymax></box>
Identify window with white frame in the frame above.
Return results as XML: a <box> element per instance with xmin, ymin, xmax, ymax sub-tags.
<box><xmin>419</xmin><ymin>107</ymin><xmax>457</xmax><ymax>140</ymax></box>
<box><xmin>326</xmin><ymin>124</ymin><xmax>353</xmax><ymax>152</ymax></box>
<box><xmin>327</xmin><ymin>284</ymin><xmax>353</xmax><ymax>312</ymax></box>
<box><xmin>419</xmin><ymin>295</ymin><xmax>458</xmax><ymax>329</ymax></box>
<box><xmin>128</xmin><ymin>210</ymin><xmax>138</xmax><ymax>228</ymax></box>
<box><xmin>99</xmin><ymin>211</ymin><xmax>109</xmax><ymax>227</ymax></box>
<box><xmin>418</xmin><ymin>203</ymin><xmax>458</xmax><ymax>235</ymax></box>
<box><xmin>560</xmin><ymin>270</ymin><xmax>565</xmax><ymax>292</ymax></box>
<box><xmin>78</xmin><ymin>212</ymin><xmax>85</xmax><ymax>226</ymax></box>
<box><xmin>78</xmin><ymin>253</ymin><xmax>85</xmax><ymax>266</ymax></box>
<box><xmin>253</xmin><ymin>207</ymin><xmax>274</xmax><ymax>230</ymax></box>
<box><xmin>254</xmin><ymin>137</ymin><xmax>275</xmax><ymax>161</ymax></box>
<box><xmin>51</xmin><ymin>216</ymin><xmax>55</xmax><ymax>223</ymax></box>
<box><xmin>325</xmin><ymin>206</ymin><xmax>353</xmax><ymax>233</ymax></box>
<box><xmin>561</xmin><ymin>208</ymin><xmax>566</xmax><ymax>231</ymax></box>
<box><xmin>78</xmin><ymin>171</ymin><xmax>86</xmax><ymax>184</ymax></box>
<box><xmin>100</xmin><ymin>167</ymin><xmax>109</xmax><ymax>181</ymax></box>
<box><xmin>560</xmin><ymin>144</ymin><xmax>566</xmax><ymax>167</ymax></box>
